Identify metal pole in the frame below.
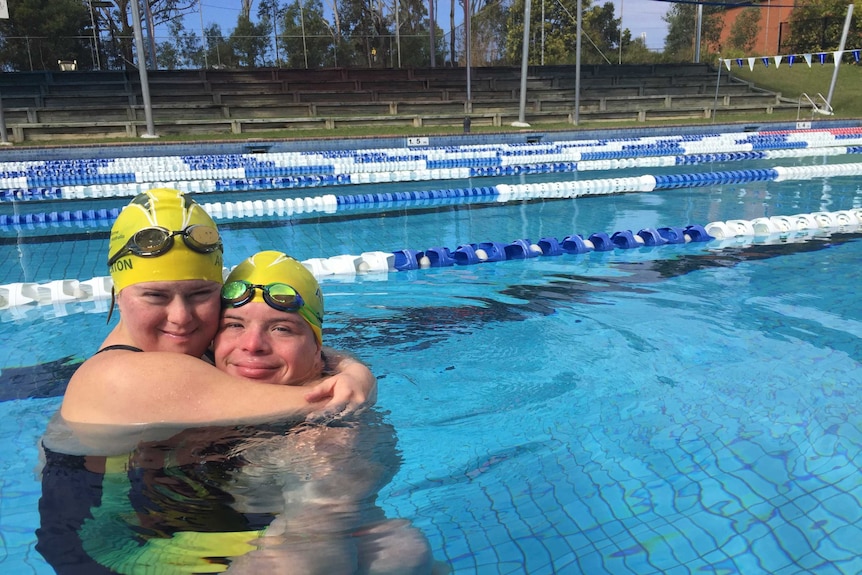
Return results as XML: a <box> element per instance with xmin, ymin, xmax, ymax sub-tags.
<box><xmin>618</xmin><ymin>0</ymin><xmax>623</xmax><ymax>65</ymax></box>
<box><xmin>143</xmin><ymin>0</ymin><xmax>157</xmax><ymax>68</ymax></box>
<box><xmin>694</xmin><ymin>4</ymin><xmax>702</xmax><ymax>63</ymax></box>
<box><xmin>574</xmin><ymin>0</ymin><xmax>581</xmax><ymax>124</ymax></box>
<box><xmin>711</xmin><ymin>56</ymin><xmax>722</xmax><ymax>122</ymax></box>
<box><xmin>826</xmin><ymin>3</ymin><xmax>853</xmax><ymax>107</ymax></box>
<box><xmin>299</xmin><ymin>0</ymin><xmax>308</xmax><ymax>69</ymax></box>
<box><xmin>0</xmin><ymin>90</ymin><xmax>10</xmax><ymax>145</ymax></box>
<box><xmin>131</xmin><ymin>0</ymin><xmax>157</xmax><ymax>137</ymax></box>
<box><xmin>273</xmin><ymin>5</ymin><xmax>279</xmax><ymax>66</ymax></box>
<box><xmin>429</xmin><ymin>0</ymin><xmax>436</xmax><ymax>67</ymax></box>
<box><xmin>513</xmin><ymin>0</ymin><xmax>531</xmax><ymax>126</ymax></box>
<box><xmin>199</xmin><ymin>0</ymin><xmax>208</xmax><ymax>68</ymax></box>
<box><xmin>396</xmin><ymin>0</ymin><xmax>402</xmax><ymax>68</ymax></box>
<box><xmin>465</xmin><ymin>0</ymin><xmax>471</xmax><ymax>103</ymax></box>
<box><xmin>88</xmin><ymin>1</ymin><xmax>101</xmax><ymax>70</ymax></box>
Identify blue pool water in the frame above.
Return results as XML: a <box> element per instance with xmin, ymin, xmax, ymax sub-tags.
<box><xmin>2</xmin><ymin>124</ymin><xmax>862</xmax><ymax>574</ymax></box>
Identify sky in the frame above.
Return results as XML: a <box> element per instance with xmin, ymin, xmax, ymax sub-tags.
<box><xmin>190</xmin><ymin>0</ymin><xmax>670</xmax><ymax>51</ymax></box>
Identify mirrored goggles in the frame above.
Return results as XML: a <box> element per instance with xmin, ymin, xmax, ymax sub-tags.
<box><xmin>221</xmin><ymin>280</ymin><xmax>306</xmax><ymax>313</ymax></box>
<box><xmin>108</xmin><ymin>225</ymin><xmax>222</xmax><ymax>267</ymax></box>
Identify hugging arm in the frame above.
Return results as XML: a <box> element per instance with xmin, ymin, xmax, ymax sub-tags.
<box><xmin>61</xmin><ymin>351</ymin><xmax>328</xmax><ymax>427</ymax></box>
<box><xmin>303</xmin><ymin>348</ymin><xmax>377</xmax><ymax>418</ymax></box>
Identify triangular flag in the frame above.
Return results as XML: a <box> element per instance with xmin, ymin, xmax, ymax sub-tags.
<box><xmin>804</xmin><ymin>53</ymin><xmax>813</xmax><ymax>67</ymax></box>
<box><xmin>774</xmin><ymin>55</ymin><xmax>782</xmax><ymax>68</ymax></box>
<box><xmin>748</xmin><ymin>57</ymin><xmax>756</xmax><ymax>71</ymax></box>
<box><xmin>788</xmin><ymin>54</ymin><xmax>795</xmax><ymax>67</ymax></box>
<box><xmin>724</xmin><ymin>58</ymin><xmax>732</xmax><ymax>71</ymax></box>
<box><xmin>853</xmin><ymin>49</ymin><xmax>860</xmax><ymax>62</ymax></box>
<box><xmin>818</xmin><ymin>52</ymin><xmax>826</xmax><ymax>65</ymax></box>
<box><xmin>736</xmin><ymin>58</ymin><xmax>744</xmax><ymax>68</ymax></box>
<box><xmin>833</xmin><ymin>51</ymin><xmax>841</xmax><ymax>66</ymax></box>
<box><xmin>761</xmin><ymin>57</ymin><xmax>770</xmax><ymax>67</ymax></box>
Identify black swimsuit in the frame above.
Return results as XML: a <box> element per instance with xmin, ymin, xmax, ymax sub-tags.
<box><xmin>94</xmin><ymin>345</ymin><xmax>144</xmax><ymax>354</ymax></box>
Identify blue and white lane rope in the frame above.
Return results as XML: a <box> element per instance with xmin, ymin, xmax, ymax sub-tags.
<box><xmin>2</xmin><ymin>208</ymin><xmax>861</xmax><ymax>311</ymax></box>
<box><xmin>3</xmin><ymin>128</ymin><xmax>862</xmax><ymax>201</ymax></box>
<box><xmin>5</xmin><ymin>160</ymin><xmax>862</xmax><ymax>230</ymax></box>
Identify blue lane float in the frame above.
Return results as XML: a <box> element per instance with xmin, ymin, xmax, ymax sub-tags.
<box><xmin>6</xmin><ymin>155</ymin><xmax>862</xmax><ymax>231</ymax></box>
<box><xmin>3</xmin><ymin>127</ymin><xmax>862</xmax><ymax>201</ymax></box>
<box><xmin>6</xmin><ymin>210</ymin><xmax>862</xmax><ymax>310</ymax></box>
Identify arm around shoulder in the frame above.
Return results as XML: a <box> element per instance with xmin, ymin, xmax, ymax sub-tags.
<box><xmin>61</xmin><ymin>351</ymin><xmax>325</xmax><ymax>426</ymax></box>
<box><xmin>303</xmin><ymin>347</ymin><xmax>378</xmax><ymax>415</ymax></box>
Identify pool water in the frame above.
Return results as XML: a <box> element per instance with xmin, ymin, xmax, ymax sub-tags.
<box><xmin>2</xmin><ymin>129</ymin><xmax>862</xmax><ymax>574</ymax></box>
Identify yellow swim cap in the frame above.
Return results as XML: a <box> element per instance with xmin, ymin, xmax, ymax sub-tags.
<box><xmin>108</xmin><ymin>188</ymin><xmax>224</xmax><ymax>292</ymax></box>
<box><xmin>224</xmin><ymin>251</ymin><xmax>324</xmax><ymax>344</ymax></box>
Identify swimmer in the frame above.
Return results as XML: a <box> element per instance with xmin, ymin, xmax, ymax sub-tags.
<box><xmin>39</xmin><ymin>250</ymin><xmax>435</xmax><ymax>574</ymax></box>
<box><xmin>58</xmin><ymin>188</ymin><xmax>376</xmax><ymax>430</ymax></box>
<box><xmin>212</xmin><ymin>251</ymin><xmax>437</xmax><ymax>574</ymax></box>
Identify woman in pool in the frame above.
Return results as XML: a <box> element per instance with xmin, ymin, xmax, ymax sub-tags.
<box><xmin>211</xmin><ymin>250</ymin><xmax>436</xmax><ymax>574</ymax></box>
<box><xmin>59</xmin><ymin>188</ymin><xmax>376</xmax><ymax>429</ymax></box>
<box><xmin>40</xmin><ymin>251</ymin><xmax>436</xmax><ymax>574</ymax></box>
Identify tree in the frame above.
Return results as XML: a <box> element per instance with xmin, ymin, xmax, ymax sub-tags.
<box><xmin>0</xmin><ymin>0</ymin><xmax>91</xmax><ymax>71</ymax></box>
<box><xmin>157</xmin><ymin>19</ymin><xmax>205</xmax><ymax>68</ymax></box>
<box><xmin>787</xmin><ymin>0</ymin><xmax>862</xmax><ymax>54</ymax></box>
<box><xmin>204</xmin><ymin>23</ymin><xmax>234</xmax><ymax>68</ymax></box>
<box><xmin>727</xmin><ymin>7</ymin><xmax>760</xmax><ymax>54</ymax></box>
<box><xmin>281</xmin><ymin>0</ymin><xmax>335</xmax><ymax>67</ymax></box>
<box><xmin>504</xmin><ymin>0</ymin><xmax>628</xmax><ymax>65</ymax></box>
<box><xmin>391</xmin><ymin>0</ymin><xmax>434</xmax><ymax>67</ymax></box>
<box><xmin>663</xmin><ymin>2</ymin><xmax>723</xmax><ymax>62</ymax></box>
<box><xmin>91</xmin><ymin>1</ymin><xmax>196</xmax><ymax>70</ymax></box>
<box><xmin>339</xmin><ymin>0</ymin><xmax>391</xmax><ymax>67</ymax></box>
<box><xmin>232</xmin><ymin>11</ymin><xmax>271</xmax><ymax>67</ymax></box>
<box><xmin>470</xmin><ymin>0</ymin><xmax>506</xmax><ymax>65</ymax></box>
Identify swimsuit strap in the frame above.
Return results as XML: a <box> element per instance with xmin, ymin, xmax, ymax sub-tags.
<box><xmin>95</xmin><ymin>345</ymin><xmax>144</xmax><ymax>354</ymax></box>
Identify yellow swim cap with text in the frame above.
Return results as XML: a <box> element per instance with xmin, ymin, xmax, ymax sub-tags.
<box><xmin>225</xmin><ymin>251</ymin><xmax>324</xmax><ymax>344</ymax></box>
<box><xmin>108</xmin><ymin>188</ymin><xmax>223</xmax><ymax>292</ymax></box>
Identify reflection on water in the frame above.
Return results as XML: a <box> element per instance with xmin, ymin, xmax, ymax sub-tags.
<box><xmin>38</xmin><ymin>410</ymin><xmax>438</xmax><ymax>574</ymax></box>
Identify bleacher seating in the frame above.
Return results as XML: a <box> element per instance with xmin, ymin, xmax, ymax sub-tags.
<box><xmin>0</xmin><ymin>64</ymin><xmax>799</xmax><ymax>143</ymax></box>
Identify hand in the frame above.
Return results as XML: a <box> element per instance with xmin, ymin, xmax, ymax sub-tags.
<box><xmin>304</xmin><ymin>370</ymin><xmax>378</xmax><ymax>422</ymax></box>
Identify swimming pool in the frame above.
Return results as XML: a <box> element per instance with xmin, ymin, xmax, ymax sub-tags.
<box><xmin>2</xmin><ymin>123</ymin><xmax>862</xmax><ymax>574</ymax></box>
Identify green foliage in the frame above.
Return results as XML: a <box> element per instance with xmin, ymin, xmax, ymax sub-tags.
<box><xmin>729</xmin><ymin>59</ymin><xmax>862</xmax><ymax>118</ymax></box>
<box><xmin>280</xmin><ymin>0</ymin><xmax>334</xmax><ymax>68</ymax></box>
<box><xmin>787</xmin><ymin>0</ymin><xmax>862</xmax><ymax>53</ymax></box>
<box><xmin>663</xmin><ymin>3</ymin><xmax>723</xmax><ymax>62</ymax></box>
<box><xmin>0</xmin><ymin>0</ymin><xmax>91</xmax><ymax>71</ymax></box>
<box><xmin>504</xmin><ymin>0</ymin><xmax>629</xmax><ymax>65</ymax></box>
<box><xmin>157</xmin><ymin>20</ymin><xmax>205</xmax><ymax>69</ymax></box>
<box><xmin>204</xmin><ymin>24</ymin><xmax>234</xmax><ymax>69</ymax></box>
<box><xmin>727</xmin><ymin>7</ymin><xmax>761</xmax><ymax>53</ymax></box>
<box><xmin>232</xmin><ymin>13</ymin><xmax>271</xmax><ymax>67</ymax></box>
<box><xmin>472</xmin><ymin>0</ymin><xmax>507</xmax><ymax>65</ymax></box>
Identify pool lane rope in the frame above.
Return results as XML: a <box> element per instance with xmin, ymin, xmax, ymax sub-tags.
<box><xmin>5</xmin><ymin>160</ymin><xmax>862</xmax><ymax>230</ymax></box>
<box><xmin>3</xmin><ymin>127</ymin><xmax>862</xmax><ymax>202</ymax></box>
<box><xmin>3</xmin><ymin>208</ymin><xmax>862</xmax><ymax>311</ymax></box>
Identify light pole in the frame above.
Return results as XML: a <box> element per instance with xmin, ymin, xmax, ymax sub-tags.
<box><xmin>131</xmin><ymin>0</ymin><xmax>157</xmax><ymax>137</ymax></box>
<box><xmin>199</xmin><ymin>0</ymin><xmax>208</xmax><ymax>68</ymax></box>
<box><xmin>618</xmin><ymin>0</ymin><xmax>623</xmax><ymax>65</ymax></box>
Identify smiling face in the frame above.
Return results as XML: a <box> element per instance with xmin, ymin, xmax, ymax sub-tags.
<box><xmin>115</xmin><ymin>279</ymin><xmax>222</xmax><ymax>357</ymax></box>
<box><xmin>213</xmin><ymin>301</ymin><xmax>324</xmax><ymax>386</ymax></box>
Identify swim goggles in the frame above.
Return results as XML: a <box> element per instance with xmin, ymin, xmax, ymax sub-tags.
<box><xmin>221</xmin><ymin>280</ymin><xmax>323</xmax><ymax>328</ymax></box>
<box><xmin>107</xmin><ymin>225</ymin><xmax>222</xmax><ymax>267</ymax></box>
<box><xmin>221</xmin><ymin>280</ymin><xmax>306</xmax><ymax>311</ymax></box>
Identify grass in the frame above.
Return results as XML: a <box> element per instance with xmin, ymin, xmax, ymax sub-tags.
<box><xmin>727</xmin><ymin>61</ymin><xmax>862</xmax><ymax>118</ymax></box>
